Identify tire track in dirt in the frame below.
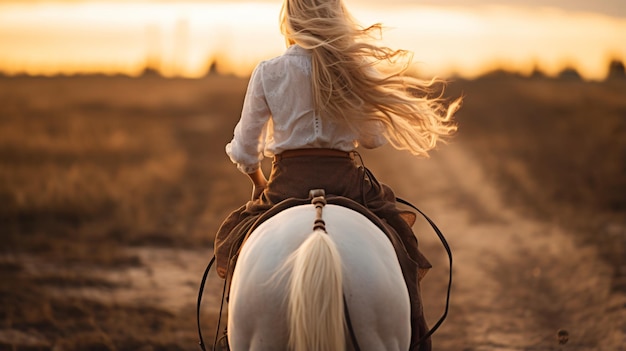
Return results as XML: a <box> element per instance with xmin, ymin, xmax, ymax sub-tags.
<box><xmin>361</xmin><ymin>143</ymin><xmax>625</xmax><ymax>350</ymax></box>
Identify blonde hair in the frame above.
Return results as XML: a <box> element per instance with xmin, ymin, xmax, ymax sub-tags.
<box><xmin>280</xmin><ymin>0</ymin><xmax>460</xmax><ymax>157</ymax></box>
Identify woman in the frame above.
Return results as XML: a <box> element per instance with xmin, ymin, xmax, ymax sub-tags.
<box><xmin>215</xmin><ymin>0</ymin><xmax>460</xmax><ymax>349</ymax></box>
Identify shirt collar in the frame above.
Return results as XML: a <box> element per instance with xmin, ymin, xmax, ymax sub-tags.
<box><xmin>286</xmin><ymin>44</ymin><xmax>310</xmax><ymax>56</ymax></box>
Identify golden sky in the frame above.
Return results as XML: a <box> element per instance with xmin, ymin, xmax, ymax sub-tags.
<box><xmin>0</xmin><ymin>0</ymin><xmax>624</xmax><ymax>79</ymax></box>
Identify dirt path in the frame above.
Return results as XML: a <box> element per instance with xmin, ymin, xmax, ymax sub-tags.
<box><xmin>363</xmin><ymin>143</ymin><xmax>625</xmax><ymax>350</ymax></box>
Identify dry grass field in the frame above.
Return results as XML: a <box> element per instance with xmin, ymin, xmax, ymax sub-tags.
<box><xmin>0</xmin><ymin>72</ymin><xmax>624</xmax><ymax>350</ymax></box>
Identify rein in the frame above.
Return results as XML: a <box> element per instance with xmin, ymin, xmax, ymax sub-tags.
<box><xmin>396</xmin><ymin>197</ymin><xmax>453</xmax><ymax>347</ymax></box>
<box><xmin>196</xmin><ymin>255</ymin><xmax>214</xmax><ymax>351</ymax></box>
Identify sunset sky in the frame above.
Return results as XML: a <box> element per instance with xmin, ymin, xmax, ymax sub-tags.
<box><xmin>0</xmin><ymin>0</ymin><xmax>624</xmax><ymax>79</ymax></box>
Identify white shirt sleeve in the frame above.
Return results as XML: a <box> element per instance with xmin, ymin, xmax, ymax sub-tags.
<box><xmin>225</xmin><ymin>62</ymin><xmax>271</xmax><ymax>174</ymax></box>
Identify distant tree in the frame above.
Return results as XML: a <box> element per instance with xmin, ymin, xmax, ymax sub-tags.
<box><xmin>557</xmin><ymin>67</ymin><xmax>581</xmax><ymax>80</ymax></box>
<box><xmin>141</xmin><ymin>66</ymin><xmax>162</xmax><ymax>77</ymax></box>
<box><xmin>478</xmin><ymin>68</ymin><xmax>522</xmax><ymax>80</ymax></box>
<box><xmin>529</xmin><ymin>65</ymin><xmax>546</xmax><ymax>79</ymax></box>
<box><xmin>606</xmin><ymin>59</ymin><xmax>625</xmax><ymax>80</ymax></box>
<box><xmin>208</xmin><ymin>60</ymin><xmax>218</xmax><ymax>75</ymax></box>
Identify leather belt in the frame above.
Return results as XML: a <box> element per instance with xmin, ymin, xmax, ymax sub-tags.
<box><xmin>274</xmin><ymin>148</ymin><xmax>354</xmax><ymax>161</ymax></box>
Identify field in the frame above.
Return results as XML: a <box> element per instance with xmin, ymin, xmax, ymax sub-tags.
<box><xmin>1</xmin><ymin>73</ymin><xmax>625</xmax><ymax>350</ymax></box>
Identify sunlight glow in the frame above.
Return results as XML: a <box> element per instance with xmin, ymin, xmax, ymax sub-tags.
<box><xmin>0</xmin><ymin>2</ymin><xmax>285</xmax><ymax>77</ymax></box>
<box><xmin>0</xmin><ymin>2</ymin><xmax>624</xmax><ymax>79</ymax></box>
<box><xmin>351</xmin><ymin>4</ymin><xmax>626</xmax><ymax>79</ymax></box>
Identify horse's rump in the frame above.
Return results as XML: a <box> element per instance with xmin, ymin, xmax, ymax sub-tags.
<box><xmin>227</xmin><ymin>204</ymin><xmax>411</xmax><ymax>351</ymax></box>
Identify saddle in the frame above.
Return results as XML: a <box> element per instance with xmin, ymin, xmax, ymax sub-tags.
<box><xmin>216</xmin><ymin>192</ymin><xmax>429</xmax><ymax>282</ymax></box>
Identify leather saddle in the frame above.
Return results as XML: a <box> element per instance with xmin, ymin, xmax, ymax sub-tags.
<box><xmin>220</xmin><ymin>191</ymin><xmax>427</xmax><ymax>282</ymax></box>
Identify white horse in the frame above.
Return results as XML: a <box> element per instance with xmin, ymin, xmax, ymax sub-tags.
<box><xmin>227</xmin><ymin>201</ymin><xmax>411</xmax><ymax>351</ymax></box>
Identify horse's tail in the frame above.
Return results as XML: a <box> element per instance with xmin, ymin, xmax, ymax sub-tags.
<box><xmin>288</xmin><ymin>229</ymin><xmax>345</xmax><ymax>351</ymax></box>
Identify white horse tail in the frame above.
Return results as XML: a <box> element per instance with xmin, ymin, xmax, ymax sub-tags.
<box><xmin>288</xmin><ymin>229</ymin><xmax>345</xmax><ymax>351</ymax></box>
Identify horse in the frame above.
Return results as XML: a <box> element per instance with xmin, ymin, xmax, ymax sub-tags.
<box><xmin>227</xmin><ymin>195</ymin><xmax>411</xmax><ymax>351</ymax></box>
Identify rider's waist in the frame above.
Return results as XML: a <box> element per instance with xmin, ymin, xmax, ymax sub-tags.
<box><xmin>274</xmin><ymin>148</ymin><xmax>354</xmax><ymax>162</ymax></box>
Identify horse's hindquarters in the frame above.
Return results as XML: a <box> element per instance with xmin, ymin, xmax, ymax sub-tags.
<box><xmin>228</xmin><ymin>204</ymin><xmax>410</xmax><ymax>351</ymax></box>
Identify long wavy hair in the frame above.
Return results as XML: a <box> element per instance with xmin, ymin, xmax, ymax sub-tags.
<box><xmin>280</xmin><ymin>0</ymin><xmax>460</xmax><ymax>157</ymax></box>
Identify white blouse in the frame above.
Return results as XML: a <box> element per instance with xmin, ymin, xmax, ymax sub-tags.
<box><xmin>225</xmin><ymin>45</ymin><xmax>387</xmax><ymax>174</ymax></box>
